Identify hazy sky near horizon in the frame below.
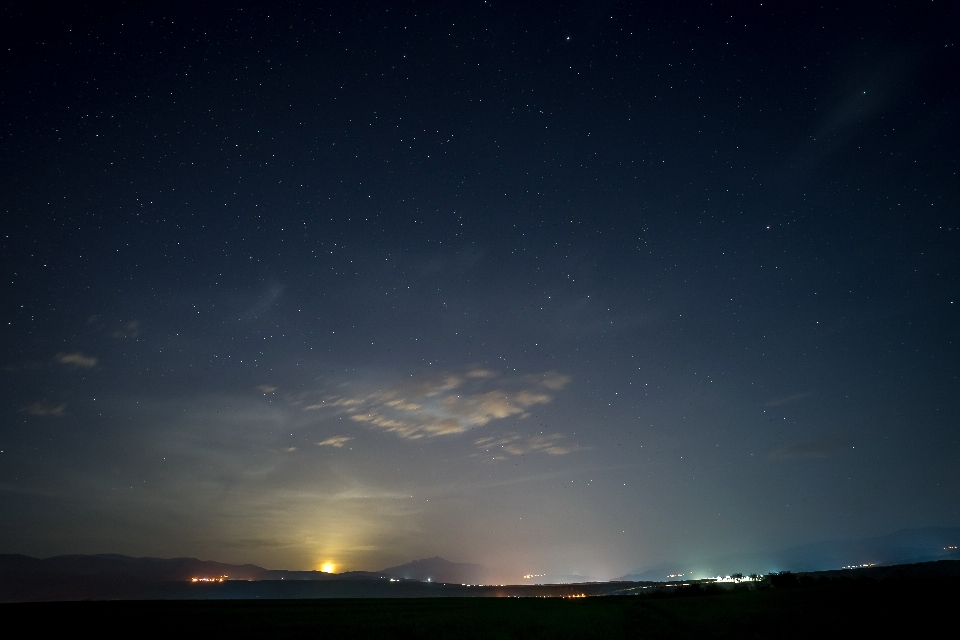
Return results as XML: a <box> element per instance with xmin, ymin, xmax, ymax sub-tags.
<box><xmin>1</xmin><ymin>2</ymin><xmax>958</xmax><ymax>582</ymax></box>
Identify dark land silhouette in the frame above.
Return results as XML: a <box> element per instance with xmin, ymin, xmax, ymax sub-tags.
<box><xmin>0</xmin><ymin>554</ymin><xmax>499</xmax><ymax>602</ymax></box>
<box><xmin>2</xmin><ymin>548</ymin><xmax>960</xmax><ymax>603</ymax></box>
<box><xmin>2</xmin><ymin>570</ymin><xmax>958</xmax><ymax>638</ymax></box>
<box><xmin>5</xmin><ymin>525</ymin><xmax>959</xmax><ymax>602</ymax></box>
<box><xmin>618</xmin><ymin>526</ymin><xmax>960</xmax><ymax>581</ymax></box>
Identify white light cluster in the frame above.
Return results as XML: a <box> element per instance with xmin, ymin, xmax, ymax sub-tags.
<box><xmin>713</xmin><ymin>575</ymin><xmax>757</xmax><ymax>583</ymax></box>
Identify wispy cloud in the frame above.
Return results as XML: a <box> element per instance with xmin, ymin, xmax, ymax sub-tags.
<box><xmin>111</xmin><ymin>320</ymin><xmax>141</xmax><ymax>340</ymax></box>
<box><xmin>21</xmin><ymin>402</ymin><xmax>66</xmax><ymax>417</ymax></box>
<box><xmin>349</xmin><ymin>411</ymin><xmax>462</xmax><ymax>439</ymax></box>
<box><xmin>765</xmin><ymin>392</ymin><xmax>811</xmax><ymax>407</ymax></box>
<box><xmin>769</xmin><ymin>437</ymin><xmax>848</xmax><ymax>460</ymax></box>
<box><xmin>55</xmin><ymin>352</ymin><xmax>97</xmax><ymax>369</ymax></box>
<box><xmin>466</xmin><ymin>367</ymin><xmax>497</xmax><ymax>379</ymax></box>
<box><xmin>330</xmin><ymin>488</ymin><xmax>412</xmax><ymax>501</ymax></box>
<box><xmin>241</xmin><ymin>282</ymin><xmax>284</xmax><ymax>320</ymax></box>
<box><xmin>86</xmin><ymin>315</ymin><xmax>141</xmax><ymax>341</ymax></box>
<box><xmin>258</xmin><ymin>385</ymin><xmax>278</xmax><ymax>394</ymax></box>
<box><xmin>410</xmin><ymin>375</ymin><xmax>464</xmax><ymax>397</ymax></box>
<box><xmin>300</xmin><ymin>367</ymin><xmax>574</xmax><ymax>443</ymax></box>
<box><xmin>440</xmin><ymin>390</ymin><xmax>551</xmax><ymax>426</ymax></box>
<box><xmin>317</xmin><ymin>436</ymin><xmax>353</xmax><ymax>448</ymax></box>
<box><xmin>474</xmin><ymin>432</ymin><xmax>577</xmax><ymax>457</ymax></box>
<box><xmin>535</xmin><ymin>371</ymin><xmax>572</xmax><ymax>391</ymax></box>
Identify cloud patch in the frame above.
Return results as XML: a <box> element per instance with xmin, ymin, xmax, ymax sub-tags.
<box><xmin>349</xmin><ymin>412</ymin><xmax>463</xmax><ymax>439</ymax></box>
<box><xmin>474</xmin><ymin>432</ymin><xmax>577</xmax><ymax>457</ymax></box>
<box><xmin>317</xmin><ymin>436</ymin><xmax>353</xmax><ymax>448</ymax></box>
<box><xmin>111</xmin><ymin>320</ymin><xmax>141</xmax><ymax>340</ymax></box>
<box><xmin>538</xmin><ymin>371</ymin><xmax>572</xmax><ymax>391</ymax></box>
<box><xmin>300</xmin><ymin>367</ymin><xmax>573</xmax><ymax>443</ymax></box>
<box><xmin>440</xmin><ymin>390</ymin><xmax>551</xmax><ymax>426</ymax></box>
<box><xmin>466</xmin><ymin>367</ymin><xmax>497</xmax><ymax>379</ymax></box>
<box><xmin>55</xmin><ymin>352</ymin><xmax>97</xmax><ymax>369</ymax></box>
<box><xmin>242</xmin><ymin>282</ymin><xmax>285</xmax><ymax>320</ymax></box>
<box><xmin>22</xmin><ymin>402</ymin><xmax>66</xmax><ymax>417</ymax></box>
<box><xmin>86</xmin><ymin>315</ymin><xmax>141</xmax><ymax>341</ymax></box>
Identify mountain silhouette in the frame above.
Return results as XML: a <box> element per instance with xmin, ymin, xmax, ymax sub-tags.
<box><xmin>619</xmin><ymin>527</ymin><xmax>960</xmax><ymax>580</ymax></box>
<box><xmin>376</xmin><ymin>556</ymin><xmax>488</xmax><ymax>584</ymax></box>
<box><xmin>0</xmin><ymin>552</ymin><xmax>492</xmax><ymax>600</ymax></box>
<box><xmin>0</xmin><ymin>553</ymin><xmax>270</xmax><ymax>581</ymax></box>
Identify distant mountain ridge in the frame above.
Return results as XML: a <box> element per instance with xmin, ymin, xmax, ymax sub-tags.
<box><xmin>3</xmin><ymin>550</ymin><xmax>960</xmax><ymax>602</ymax></box>
<box><xmin>619</xmin><ymin>527</ymin><xmax>960</xmax><ymax>581</ymax></box>
<box><xmin>0</xmin><ymin>553</ymin><xmax>490</xmax><ymax>585</ymax></box>
<box><xmin>0</xmin><ymin>553</ymin><xmax>270</xmax><ymax>581</ymax></box>
<box><xmin>377</xmin><ymin>556</ymin><xmax>487</xmax><ymax>584</ymax></box>
<box><xmin>524</xmin><ymin>574</ymin><xmax>599</xmax><ymax>585</ymax></box>
<box><xmin>6</xmin><ymin>526</ymin><xmax>958</xmax><ymax>591</ymax></box>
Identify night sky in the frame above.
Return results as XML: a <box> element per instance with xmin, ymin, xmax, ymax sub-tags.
<box><xmin>2</xmin><ymin>2</ymin><xmax>958</xmax><ymax>582</ymax></box>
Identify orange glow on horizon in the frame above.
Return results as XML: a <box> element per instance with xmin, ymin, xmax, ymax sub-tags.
<box><xmin>320</xmin><ymin>562</ymin><xmax>336</xmax><ymax>573</ymax></box>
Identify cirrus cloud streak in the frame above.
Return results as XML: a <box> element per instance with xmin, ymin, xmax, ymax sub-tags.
<box><xmin>300</xmin><ymin>368</ymin><xmax>573</xmax><ymax>447</ymax></box>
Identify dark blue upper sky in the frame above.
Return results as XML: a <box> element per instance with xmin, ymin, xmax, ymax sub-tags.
<box><xmin>1</xmin><ymin>1</ymin><xmax>958</xmax><ymax>581</ymax></box>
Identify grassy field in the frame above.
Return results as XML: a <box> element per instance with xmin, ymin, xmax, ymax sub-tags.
<box><xmin>4</xmin><ymin>576</ymin><xmax>956</xmax><ymax>638</ymax></box>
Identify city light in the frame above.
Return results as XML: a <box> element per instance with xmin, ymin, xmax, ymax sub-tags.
<box><xmin>714</xmin><ymin>574</ymin><xmax>756</xmax><ymax>583</ymax></box>
<box><xmin>190</xmin><ymin>575</ymin><xmax>227</xmax><ymax>583</ymax></box>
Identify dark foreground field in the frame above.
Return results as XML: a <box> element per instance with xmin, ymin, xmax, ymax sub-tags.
<box><xmin>3</xmin><ymin>576</ymin><xmax>957</xmax><ymax>639</ymax></box>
